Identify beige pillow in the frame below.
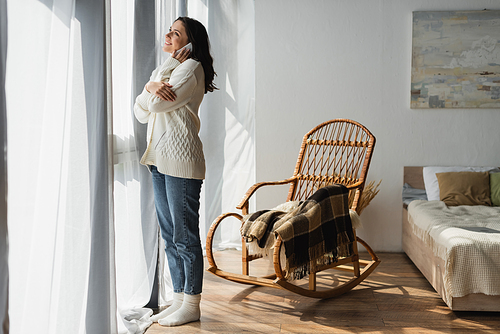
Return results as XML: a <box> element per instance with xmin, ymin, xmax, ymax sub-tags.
<box><xmin>436</xmin><ymin>171</ymin><xmax>491</xmax><ymax>206</ymax></box>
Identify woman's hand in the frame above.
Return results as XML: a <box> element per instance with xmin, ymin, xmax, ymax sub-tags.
<box><xmin>172</xmin><ymin>47</ymin><xmax>191</xmax><ymax>63</ymax></box>
<box><xmin>146</xmin><ymin>81</ymin><xmax>176</xmax><ymax>101</ymax></box>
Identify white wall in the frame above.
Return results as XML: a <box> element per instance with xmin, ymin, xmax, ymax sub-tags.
<box><xmin>255</xmin><ymin>0</ymin><xmax>500</xmax><ymax>251</ymax></box>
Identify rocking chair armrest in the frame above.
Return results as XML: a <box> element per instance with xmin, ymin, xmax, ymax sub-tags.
<box><xmin>344</xmin><ymin>181</ymin><xmax>365</xmax><ymax>212</ymax></box>
<box><xmin>236</xmin><ymin>176</ymin><xmax>298</xmax><ymax>211</ymax></box>
<box><xmin>344</xmin><ymin>181</ymin><xmax>364</xmax><ymax>191</ymax></box>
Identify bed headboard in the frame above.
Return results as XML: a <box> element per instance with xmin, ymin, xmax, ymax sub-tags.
<box><xmin>404</xmin><ymin>166</ymin><xmax>424</xmax><ymax>190</ymax></box>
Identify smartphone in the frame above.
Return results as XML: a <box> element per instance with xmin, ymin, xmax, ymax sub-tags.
<box><xmin>173</xmin><ymin>43</ymin><xmax>192</xmax><ymax>57</ymax></box>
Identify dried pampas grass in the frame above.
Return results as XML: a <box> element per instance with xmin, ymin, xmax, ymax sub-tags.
<box><xmin>349</xmin><ymin>179</ymin><xmax>381</xmax><ymax>215</ymax></box>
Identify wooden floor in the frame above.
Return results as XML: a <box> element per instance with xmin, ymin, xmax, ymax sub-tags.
<box><xmin>146</xmin><ymin>250</ymin><xmax>500</xmax><ymax>333</ymax></box>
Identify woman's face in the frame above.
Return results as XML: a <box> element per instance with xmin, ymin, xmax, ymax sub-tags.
<box><xmin>162</xmin><ymin>20</ymin><xmax>189</xmax><ymax>54</ymax></box>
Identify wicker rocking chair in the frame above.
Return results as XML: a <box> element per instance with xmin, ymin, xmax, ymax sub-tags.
<box><xmin>205</xmin><ymin>119</ymin><xmax>380</xmax><ymax>298</ymax></box>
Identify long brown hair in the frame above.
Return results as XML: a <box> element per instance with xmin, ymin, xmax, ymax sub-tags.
<box><xmin>175</xmin><ymin>17</ymin><xmax>217</xmax><ymax>93</ymax></box>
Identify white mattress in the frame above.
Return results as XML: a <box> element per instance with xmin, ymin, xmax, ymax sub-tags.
<box><xmin>407</xmin><ymin>200</ymin><xmax>500</xmax><ymax>305</ymax></box>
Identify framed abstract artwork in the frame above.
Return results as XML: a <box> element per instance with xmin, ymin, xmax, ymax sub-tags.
<box><xmin>411</xmin><ymin>10</ymin><xmax>500</xmax><ymax>108</ymax></box>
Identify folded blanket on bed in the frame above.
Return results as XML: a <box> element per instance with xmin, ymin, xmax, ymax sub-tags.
<box><xmin>240</xmin><ymin>184</ymin><xmax>355</xmax><ymax>280</ymax></box>
<box><xmin>408</xmin><ymin>200</ymin><xmax>500</xmax><ymax>304</ymax></box>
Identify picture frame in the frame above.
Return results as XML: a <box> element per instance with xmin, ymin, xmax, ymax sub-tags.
<box><xmin>411</xmin><ymin>10</ymin><xmax>500</xmax><ymax>109</ymax></box>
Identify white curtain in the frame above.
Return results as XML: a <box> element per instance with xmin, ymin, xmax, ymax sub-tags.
<box><xmin>6</xmin><ymin>0</ymin><xmax>116</xmax><ymax>333</ymax></box>
<box><xmin>193</xmin><ymin>0</ymin><xmax>256</xmax><ymax>251</ymax></box>
<box><xmin>111</xmin><ymin>0</ymin><xmax>168</xmax><ymax>332</ymax></box>
<box><xmin>5</xmin><ymin>0</ymin><xmax>255</xmax><ymax>333</ymax></box>
<box><xmin>0</xmin><ymin>0</ymin><xmax>9</xmax><ymax>333</ymax></box>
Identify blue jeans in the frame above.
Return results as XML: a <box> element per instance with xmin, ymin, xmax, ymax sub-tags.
<box><xmin>151</xmin><ymin>166</ymin><xmax>204</xmax><ymax>295</ymax></box>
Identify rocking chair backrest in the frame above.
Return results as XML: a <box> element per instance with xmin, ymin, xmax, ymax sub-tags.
<box><xmin>287</xmin><ymin>119</ymin><xmax>375</xmax><ymax>211</ymax></box>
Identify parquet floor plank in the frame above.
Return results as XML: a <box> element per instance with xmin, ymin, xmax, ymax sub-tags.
<box><xmin>146</xmin><ymin>251</ymin><xmax>500</xmax><ymax>333</ymax></box>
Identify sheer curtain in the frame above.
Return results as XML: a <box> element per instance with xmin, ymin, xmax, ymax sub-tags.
<box><xmin>5</xmin><ymin>0</ymin><xmax>255</xmax><ymax>333</ymax></box>
<box><xmin>192</xmin><ymin>0</ymin><xmax>256</xmax><ymax>251</ymax></box>
<box><xmin>6</xmin><ymin>0</ymin><xmax>116</xmax><ymax>333</ymax></box>
<box><xmin>111</xmin><ymin>0</ymin><xmax>169</xmax><ymax>332</ymax></box>
<box><xmin>0</xmin><ymin>0</ymin><xmax>8</xmax><ymax>333</ymax></box>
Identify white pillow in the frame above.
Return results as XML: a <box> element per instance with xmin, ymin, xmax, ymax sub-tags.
<box><xmin>423</xmin><ymin>166</ymin><xmax>500</xmax><ymax>201</ymax></box>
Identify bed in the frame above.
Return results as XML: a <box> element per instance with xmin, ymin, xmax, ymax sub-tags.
<box><xmin>402</xmin><ymin>166</ymin><xmax>500</xmax><ymax>311</ymax></box>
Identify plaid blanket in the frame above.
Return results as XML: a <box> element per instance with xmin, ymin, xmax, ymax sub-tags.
<box><xmin>240</xmin><ymin>184</ymin><xmax>354</xmax><ymax>280</ymax></box>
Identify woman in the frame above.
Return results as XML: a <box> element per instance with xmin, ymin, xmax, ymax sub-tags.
<box><xmin>134</xmin><ymin>17</ymin><xmax>216</xmax><ymax>327</ymax></box>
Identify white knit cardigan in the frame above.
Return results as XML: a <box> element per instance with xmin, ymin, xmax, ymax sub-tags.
<box><xmin>134</xmin><ymin>57</ymin><xmax>206</xmax><ymax>180</ymax></box>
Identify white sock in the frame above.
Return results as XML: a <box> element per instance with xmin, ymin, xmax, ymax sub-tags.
<box><xmin>150</xmin><ymin>292</ymin><xmax>184</xmax><ymax>322</ymax></box>
<box><xmin>158</xmin><ymin>293</ymin><xmax>201</xmax><ymax>327</ymax></box>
